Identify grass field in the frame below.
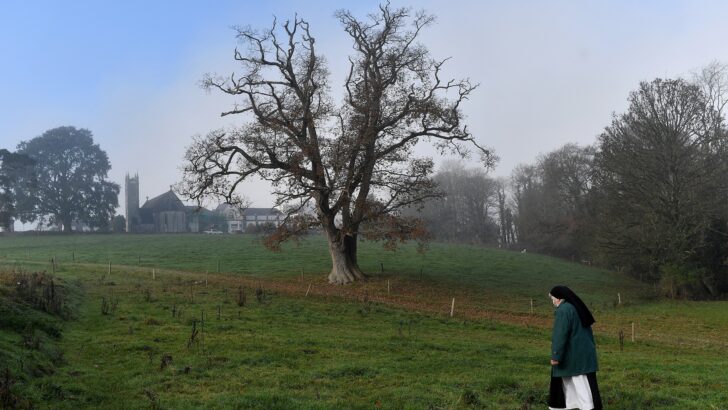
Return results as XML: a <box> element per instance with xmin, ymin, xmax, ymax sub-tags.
<box><xmin>1</xmin><ymin>234</ymin><xmax>727</xmax><ymax>409</ymax></box>
<box><xmin>0</xmin><ymin>234</ymin><xmax>650</xmax><ymax>309</ymax></box>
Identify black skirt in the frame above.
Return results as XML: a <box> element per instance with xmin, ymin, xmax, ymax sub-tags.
<box><xmin>548</xmin><ymin>372</ymin><xmax>602</xmax><ymax>410</ymax></box>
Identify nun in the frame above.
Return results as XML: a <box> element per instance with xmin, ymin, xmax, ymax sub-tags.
<box><xmin>548</xmin><ymin>285</ymin><xmax>602</xmax><ymax>410</ymax></box>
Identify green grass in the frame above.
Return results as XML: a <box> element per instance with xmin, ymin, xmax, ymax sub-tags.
<box><xmin>1</xmin><ymin>234</ymin><xmax>727</xmax><ymax>409</ymax></box>
<box><xmin>2</xmin><ymin>263</ymin><xmax>726</xmax><ymax>409</ymax></box>
<box><xmin>0</xmin><ymin>234</ymin><xmax>649</xmax><ymax>308</ymax></box>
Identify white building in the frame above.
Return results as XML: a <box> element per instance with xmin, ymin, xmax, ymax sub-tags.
<box><xmin>215</xmin><ymin>204</ymin><xmax>285</xmax><ymax>233</ymax></box>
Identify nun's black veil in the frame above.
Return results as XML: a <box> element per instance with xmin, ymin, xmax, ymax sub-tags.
<box><xmin>550</xmin><ymin>285</ymin><xmax>595</xmax><ymax>327</ymax></box>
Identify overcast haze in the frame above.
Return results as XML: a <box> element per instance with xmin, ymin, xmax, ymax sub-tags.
<box><xmin>2</xmin><ymin>0</ymin><xmax>728</xmax><ymax>227</ymax></box>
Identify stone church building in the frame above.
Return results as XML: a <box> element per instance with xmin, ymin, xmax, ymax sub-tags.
<box><xmin>125</xmin><ymin>174</ymin><xmax>197</xmax><ymax>233</ymax></box>
<box><xmin>125</xmin><ymin>174</ymin><xmax>285</xmax><ymax>234</ymax></box>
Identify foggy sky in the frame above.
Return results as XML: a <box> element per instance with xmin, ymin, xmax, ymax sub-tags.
<box><xmin>2</xmin><ymin>0</ymin><xmax>728</xmax><ymax>229</ymax></box>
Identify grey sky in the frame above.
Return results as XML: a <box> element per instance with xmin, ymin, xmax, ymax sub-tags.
<box><xmin>3</xmin><ymin>0</ymin><xmax>728</xmax><ymax>227</ymax></box>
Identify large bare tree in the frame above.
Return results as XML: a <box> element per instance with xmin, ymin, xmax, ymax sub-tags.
<box><xmin>179</xmin><ymin>4</ymin><xmax>494</xmax><ymax>284</ymax></box>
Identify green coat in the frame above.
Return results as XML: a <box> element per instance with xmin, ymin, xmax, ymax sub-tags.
<box><xmin>551</xmin><ymin>301</ymin><xmax>598</xmax><ymax>377</ymax></box>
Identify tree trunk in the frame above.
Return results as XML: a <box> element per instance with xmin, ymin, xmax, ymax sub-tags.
<box><xmin>62</xmin><ymin>215</ymin><xmax>73</xmax><ymax>233</ymax></box>
<box><xmin>326</xmin><ymin>232</ymin><xmax>366</xmax><ymax>284</ymax></box>
<box><xmin>701</xmin><ymin>275</ymin><xmax>718</xmax><ymax>297</ymax></box>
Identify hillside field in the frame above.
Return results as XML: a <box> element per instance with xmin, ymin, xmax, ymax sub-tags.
<box><xmin>0</xmin><ymin>234</ymin><xmax>727</xmax><ymax>409</ymax></box>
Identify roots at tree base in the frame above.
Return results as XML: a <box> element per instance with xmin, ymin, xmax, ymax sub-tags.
<box><xmin>326</xmin><ymin>232</ymin><xmax>366</xmax><ymax>284</ymax></box>
<box><xmin>328</xmin><ymin>265</ymin><xmax>366</xmax><ymax>285</ymax></box>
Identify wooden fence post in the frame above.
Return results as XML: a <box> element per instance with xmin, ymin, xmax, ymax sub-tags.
<box><xmin>631</xmin><ymin>322</ymin><xmax>635</xmax><ymax>342</ymax></box>
<box><xmin>450</xmin><ymin>298</ymin><xmax>455</xmax><ymax>317</ymax></box>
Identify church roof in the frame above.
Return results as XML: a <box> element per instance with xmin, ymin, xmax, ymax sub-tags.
<box><xmin>141</xmin><ymin>190</ymin><xmax>186</xmax><ymax>212</ymax></box>
<box><xmin>185</xmin><ymin>205</ymin><xmax>212</xmax><ymax>215</ymax></box>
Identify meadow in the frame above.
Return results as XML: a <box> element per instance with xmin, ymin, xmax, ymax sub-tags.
<box><xmin>0</xmin><ymin>234</ymin><xmax>727</xmax><ymax>409</ymax></box>
<box><xmin>0</xmin><ymin>234</ymin><xmax>650</xmax><ymax>310</ymax></box>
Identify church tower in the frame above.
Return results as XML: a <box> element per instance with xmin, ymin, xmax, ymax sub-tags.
<box><xmin>125</xmin><ymin>173</ymin><xmax>140</xmax><ymax>232</ymax></box>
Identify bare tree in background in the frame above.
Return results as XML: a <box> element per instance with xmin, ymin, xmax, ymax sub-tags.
<box><xmin>595</xmin><ymin>78</ymin><xmax>728</xmax><ymax>295</ymax></box>
<box><xmin>509</xmin><ymin>145</ymin><xmax>595</xmax><ymax>258</ymax></box>
<box><xmin>538</xmin><ymin>144</ymin><xmax>596</xmax><ymax>258</ymax></box>
<box><xmin>178</xmin><ymin>4</ymin><xmax>495</xmax><ymax>284</ymax></box>
<box><xmin>511</xmin><ymin>163</ymin><xmax>540</xmax><ymax>247</ymax></box>
<box><xmin>416</xmin><ymin>161</ymin><xmax>499</xmax><ymax>244</ymax></box>
<box><xmin>495</xmin><ymin>177</ymin><xmax>516</xmax><ymax>247</ymax></box>
<box><xmin>693</xmin><ymin>60</ymin><xmax>728</xmax><ymax>118</ymax></box>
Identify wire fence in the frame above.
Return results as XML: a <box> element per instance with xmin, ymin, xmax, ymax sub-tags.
<box><xmin>1</xmin><ymin>254</ymin><xmax>727</xmax><ymax>352</ymax></box>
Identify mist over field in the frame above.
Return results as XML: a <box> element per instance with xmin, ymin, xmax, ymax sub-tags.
<box><xmin>2</xmin><ymin>1</ymin><xmax>728</xmax><ymax>408</ymax></box>
<box><xmin>4</xmin><ymin>1</ymin><xmax>728</xmax><ymax>215</ymax></box>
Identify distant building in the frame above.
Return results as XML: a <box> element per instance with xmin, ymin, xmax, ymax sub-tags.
<box><xmin>185</xmin><ymin>206</ymin><xmax>201</xmax><ymax>233</ymax></box>
<box><xmin>216</xmin><ymin>204</ymin><xmax>285</xmax><ymax>233</ymax></box>
<box><xmin>138</xmin><ymin>190</ymin><xmax>188</xmax><ymax>233</ymax></box>
<box><xmin>125</xmin><ymin>174</ymin><xmax>202</xmax><ymax>233</ymax></box>
<box><xmin>124</xmin><ymin>174</ymin><xmax>288</xmax><ymax>234</ymax></box>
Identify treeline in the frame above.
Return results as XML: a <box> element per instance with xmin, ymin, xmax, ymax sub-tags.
<box><xmin>416</xmin><ymin>162</ymin><xmax>503</xmax><ymax>245</ymax></box>
<box><xmin>420</xmin><ymin>63</ymin><xmax>728</xmax><ymax>299</ymax></box>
